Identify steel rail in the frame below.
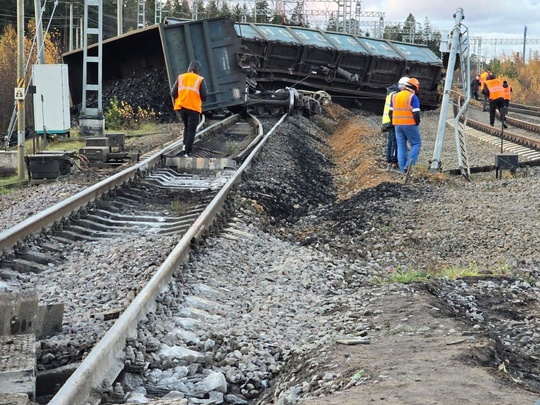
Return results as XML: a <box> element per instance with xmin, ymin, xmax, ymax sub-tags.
<box><xmin>47</xmin><ymin>113</ymin><xmax>284</xmax><ymax>405</ymax></box>
<box><xmin>463</xmin><ymin>116</ymin><xmax>540</xmax><ymax>151</ymax></box>
<box><xmin>0</xmin><ymin>115</ymin><xmax>240</xmax><ymax>254</ymax></box>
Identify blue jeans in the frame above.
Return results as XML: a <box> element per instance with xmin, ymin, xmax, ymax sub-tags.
<box><xmin>395</xmin><ymin>125</ymin><xmax>422</xmax><ymax>172</ymax></box>
<box><xmin>386</xmin><ymin>126</ymin><xmax>398</xmax><ymax>164</ymax></box>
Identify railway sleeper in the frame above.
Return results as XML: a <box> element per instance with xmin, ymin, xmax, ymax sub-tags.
<box><xmin>10</xmin><ymin>258</ymin><xmax>51</xmax><ymax>274</ymax></box>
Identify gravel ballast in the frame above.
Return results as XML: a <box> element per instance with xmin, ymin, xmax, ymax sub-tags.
<box><xmin>1</xmin><ymin>103</ymin><xmax>539</xmax><ymax>404</ymax></box>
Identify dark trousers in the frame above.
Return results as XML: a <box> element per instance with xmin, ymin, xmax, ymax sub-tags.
<box><xmin>489</xmin><ymin>98</ymin><xmax>505</xmax><ymax>126</ymax></box>
<box><xmin>178</xmin><ymin>109</ymin><xmax>200</xmax><ymax>154</ymax></box>
<box><xmin>386</xmin><ymin>126</ymin><xmax>398</xmax><ymax>164</ymax></box>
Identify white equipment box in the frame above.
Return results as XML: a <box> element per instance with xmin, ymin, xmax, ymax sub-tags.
<box><xmin>32</xmin><ymin>64</ymin><xmax>71</xmax><ymax>135</ymax></box>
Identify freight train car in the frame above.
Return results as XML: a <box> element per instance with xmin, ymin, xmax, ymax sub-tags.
<box><xmin>62</xmin><ymin>17</ymin><xmax>443</xmax><ymax>118</ymax></box>
<box><xmin>234</xmin><ymin>22</ymin><xmax>444</xmax><ymax>111</ymax></box>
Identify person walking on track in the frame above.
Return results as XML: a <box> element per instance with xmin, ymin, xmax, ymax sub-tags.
<box><xmin>484</xmin><ymin>73</ymin><xmax>507</xmax><ymax>129</ymax></box>
<box><xmin>171</xmin><ymin>60</ymin><xmax>208</xmax><ymax>157</ymax></box>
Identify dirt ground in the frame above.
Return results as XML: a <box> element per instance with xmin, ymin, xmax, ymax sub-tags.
<box><xmin>298</xmin><ymin>289</ymin><xmax>539</xmax><ymax>405</ymax></box>
<box><xmin>297</xmin><ymin>105</ymin><xmax>540</xmax><ymax>405</ymax></box>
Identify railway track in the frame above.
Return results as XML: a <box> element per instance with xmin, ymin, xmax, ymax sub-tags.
<box><xmin>449</xmin><ymin>101</ymin><xmax>540</xmax><ymax>168</ymax></box>
<box><xmin>3</xmin><ymin>99</ymin><xmax>540</xmax><ymax>403</ymax></box>
<box><xmin>0</xmin><ymin>112</ymin><xmax>287</xmax><ymax>404</ymax></box>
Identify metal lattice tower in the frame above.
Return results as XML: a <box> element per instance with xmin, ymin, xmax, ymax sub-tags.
<box><xmin>302</xmin><ymin>0</ymin><xmax>384</xmax><ymax>35</ymax></box>
<box><xmin>80</xmin><ymin>0</ymin><xmax>104</xmax><ymax>135</ymax></box>
<box><xmin>155</xmin><ymin>0</ymin><xmax>163</xmax><ymax>24</ymax></box>
<box><xmin>137</xmin><ymin>0</ymin><xmax>145</xmax><ymax>29</ymax></box>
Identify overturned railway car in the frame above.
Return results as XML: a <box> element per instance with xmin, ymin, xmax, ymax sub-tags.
<box><xmin>235</xmin><ymin>23</ymin><xmax>444</xmax><ymax>110</ymax></box>
<box><xmin>62</xmin><ymin>17</ymin><xmax>443</xmax><ymax>117</ymax></box>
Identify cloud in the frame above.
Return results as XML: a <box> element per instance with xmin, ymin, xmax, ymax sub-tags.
<box><xmin>360</xmin><ymin>1</ymin><xmax>538</xmax><ymax>39</ymax></box>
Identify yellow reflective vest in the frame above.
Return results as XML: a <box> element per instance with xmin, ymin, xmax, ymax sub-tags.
<box><xmin>382</xmin><ymin>92</ymin><xmax>394</xmax><ymax>125</ymax></box>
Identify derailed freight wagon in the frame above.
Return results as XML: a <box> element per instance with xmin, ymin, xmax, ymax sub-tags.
<box><xmin>62</xmin><ymin>17</ymin><xmax>443</xmax><ymax>117</ymax></box>
<box><xmin>63</xmin><ymin>18</ymin><xmax>248</xmax><ymax>116</ymax></box>
<box><xmin>235</xmin><ymin>22</ymin><xmax>444</xmax><ymax>111</ymax></box>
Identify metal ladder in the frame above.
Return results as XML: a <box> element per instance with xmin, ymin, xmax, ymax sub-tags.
<box><xmin>454</xmin><ymin>25</ymin><xmax>472</xmax><ymax>180</ymax></box>
<box><xmin>80</xmin><ymin>0</ymin><xmax>104</xmax><ymax>135</ymax></box>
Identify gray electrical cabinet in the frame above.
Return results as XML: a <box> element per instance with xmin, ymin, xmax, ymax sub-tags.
<box><xmin>32</xmin><ymin>64</ymin><xmax>71</xmax><ymax>135</ymax></box>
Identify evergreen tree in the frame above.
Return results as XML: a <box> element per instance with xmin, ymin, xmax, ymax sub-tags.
<box><xmin>220</xmin><ymin>2</ymin><xmax>232</xmax><ymax>18</ymax></box>
<box><xmin>403</xmin><ymin>13</ymin><xmax>417</xmax><ymax>43</ymax></box>
<box><xmin>383</xmin><ymin>23</ymin><xmax>402</xmax><ymax>41</ymax></box>
<box><xmin>232</xmin><ymin>4</ymin><xmax>244</xmax><ymax>22</ymax></box>
<box><xmin>423</xmin><ymin>17</ymin><xmax>431</xmax><ymax>45</ymax></box>
<box><xmin>326</xmin><ymin>13</ymin><xmax>337</xmax><ymax>32</ymax></box>
<box><xmin>254</xmin><ymin>0</ymin><xmax>270</xmax><ymax>23</ymax></box>
<box><xmin>206</xmin><ymin>0</ymin><xmax>219</xmax><ymax>18</ymax></box>
<box><xmin>289</xmin><ymin>1</ymin><xmax>305</xmax><ymax>26</ymax></box>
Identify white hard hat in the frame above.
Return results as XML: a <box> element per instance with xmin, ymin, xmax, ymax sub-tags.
<box><xmin>398</xmin><ymin>76</ymin><xmax>410</xmax><ymax>89</ymax></box>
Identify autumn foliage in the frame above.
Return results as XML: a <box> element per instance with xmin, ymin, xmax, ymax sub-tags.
<box><xmin>488</xmin><ymin>52</ymin><xmax>540</xmax><ymax>106</ymax></box>
<box><xmin>0</xmin><ymin>22</ymin><xmax>61</xmax><ymax>133</ymax></box>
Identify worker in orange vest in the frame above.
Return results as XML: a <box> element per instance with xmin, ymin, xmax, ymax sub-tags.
<box><xmin>502</xmin><ymin>80</ymin><xmax>512</xmax><ymax>109</ymax></box>
<box><xmin>480</xmin><ymin>68</ymin><xmax>491</xmax><ymax>111</ymax></box>
<box><xmin>171</xmin><ymin>60</ymin><xmax>208</xmax><ymax>157</ymax></box>
<box><xmin>389</xmin><ymin>77</ymin><xmax>422</xmax><ymax>173</ymax></box>
<box><xmin>483</xmin><ymin>73</ymin><xmax>507</xmax><ymax>129</ymax></box>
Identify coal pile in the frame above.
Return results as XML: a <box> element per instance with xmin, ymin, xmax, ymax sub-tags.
<box><xmin>72</xmin><ymin>66</ymin><xmax>177</xmax><ymax>125</ymax></box>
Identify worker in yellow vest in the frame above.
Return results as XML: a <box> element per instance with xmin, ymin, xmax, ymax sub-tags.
<box><xmin>480</xmin><ymin>68</ymin><xmax>491</xmax><ymax>111</ymax></box>
<box><xmin>483</xmin><ymin>74</ymin><xmax>507</xmax><ymax>129</ymax></box>
<box><xmin>171</xmin><ymin>60</ymin><xmax>208</xmax><ymax>157</ymax></box>
<box><xmin>381</xmin><ymin>77</ymin><xmax>409</xmax><ymax>171</ymax></box>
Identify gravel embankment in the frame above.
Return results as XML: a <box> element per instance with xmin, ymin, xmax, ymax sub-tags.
<box><xmin>1</xmin><ymin>104</ymin><xmax>539</xmax><ymax>404</ymax></box>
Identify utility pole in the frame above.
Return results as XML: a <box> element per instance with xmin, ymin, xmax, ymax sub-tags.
<box><xmin>69</xmin><ymin>2</ymin><xmax>73</xmax><ymax>50</ymax></box>
<box><xmin>34</xmin><ymin>0</ymin><xmax>46</xmax><ymax>64</ymax></box>
<box><xmin>523</xmin><ymin>26</ymin><xmax>527</xmax><ymax>62</ymax></box>
<box><xmin>16</xmin><ymin>0</ymin><xmax>25</xmax><ymax>180</ymax></box>
<box><xmin>117</xmin><ymin>0</ymin><xmax>123</xmax><ymax>36</ymax></box>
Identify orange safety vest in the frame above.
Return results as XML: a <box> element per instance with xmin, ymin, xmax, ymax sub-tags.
<box><xmin>503</xmin><ymin>85</ymin><xmax>512</xmax><ymax>100</ymax></box>
<box><xmin>173</xmin><ymin>72</ymin><xmax>204</xmax><ymax>113</ymax></box>
<box><xmin>391</xmin><ymin>90</ymin><xmax>416</xmax><ymax>125</ymax></box>
<box><xmin>485</xmin><ymin>78</ymin><xmax>505</xmax><ymax>100</ymax></box>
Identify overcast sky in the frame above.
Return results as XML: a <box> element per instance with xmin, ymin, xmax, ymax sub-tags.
<box><xmin>307</xmin><ymin>2</ymin><xmax>540</xmax><ymax>59</ymax></box>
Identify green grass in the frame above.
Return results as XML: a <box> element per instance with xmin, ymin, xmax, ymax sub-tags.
<box><xmin>374</xmin><ymin>262</ymin><xmax>511</xmax><ymax>285</ymax></box>
<box><xmin>0</xmin><ymin>174</ymin><xmax>27</xmax><ymax>188</ymax></box>
<box><xmin>124</xmin><ymin>122</ymin><xmax>161</xmax><ymax>137</ymax></box>
<box><xmin>171</xmin><ymin>199</ymin><xmax>190</xmax><ymax>215</ymax></box>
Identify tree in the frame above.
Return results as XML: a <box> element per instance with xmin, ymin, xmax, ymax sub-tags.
<box><xmin>232</xmin><ymin>4</ymin><xmax>244</xmax><ymax>21</ymax></box>
<box><xmin>288</xmin><ymin>1</ymin><xmax>305</xmax><ymax>26</ymax></box>
<box><xmin>326</xmin><ymin>13</ymin><xmax>337</xmax><ymax>32</ymax></box>
<box><xmin>253</xmin><ymin>0</ymin><xmax>271</xmax><ymax>23</ymax></box>
<box><xmin>206</xmin><ymin>0</ymin><xmax>219</xmax><ymax>18</ymax></box>
<box><xmin>422</xmin><ymin>17</ymin><xmax>431</xmax><ymax>45</ymax></box>
<box><xmin>219</xmin><ymin>2</ymin><xmax>232</xmax><ymax>18</ymax></box>
<box><xmin>0</xmin><ymin>21</ymin><xmax>62</xmax><ymax>130</ymax></box>
<box><xmin>402</xmin><ymin>13</ymin><xmax>418</xmax><ymax>43</ymax></box>
<box><xmin>383</xmin><ymin>23</ymin><xmax>402</xmax><ymax>41</ymax></box>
